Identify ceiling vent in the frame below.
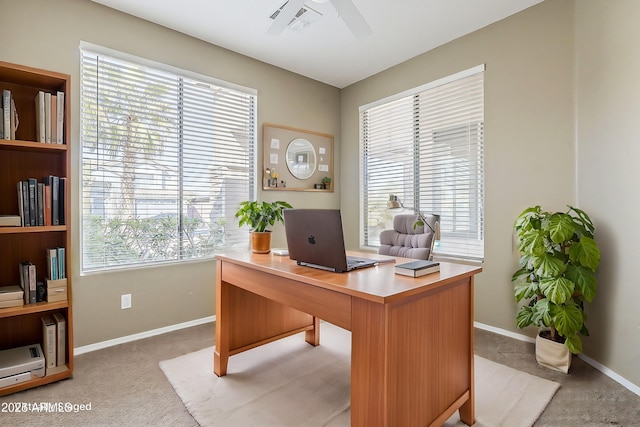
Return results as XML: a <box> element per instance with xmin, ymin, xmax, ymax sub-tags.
<box><xmin>269</xmin><ymin>1</ymin><xmax>322</xmax><ymax>32</ymax></box>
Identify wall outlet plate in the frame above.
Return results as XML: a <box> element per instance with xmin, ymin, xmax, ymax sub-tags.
<box><xmin>121</xmin><ymin>294</ymin><xmax>132</xmax><ymax>309</ymax></box>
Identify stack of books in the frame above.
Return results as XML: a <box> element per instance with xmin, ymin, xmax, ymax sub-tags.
<box><xmin>0</xmin><ymin>285</ymin><xmax>24</xmax><ymax>308</ymax></box>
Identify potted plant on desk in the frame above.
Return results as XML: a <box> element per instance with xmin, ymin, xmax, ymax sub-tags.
<box><xmin>512</xmin><ymin>205</ymin><xmax>601</xmax><ymax>373</ymax></box>
<box><xmin>235</xmin><ymin>200</ymin><xmax>292</xmax><ymax>253</ymax></box>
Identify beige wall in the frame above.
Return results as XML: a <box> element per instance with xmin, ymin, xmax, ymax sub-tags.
<box><xmin>575</xmin><ymin>0</ymin><xmax>640</xmax><ymax>387</ymax></box>
<box><xmin>1</xmin><ymin>0</ymin><xmax>341</xmax><ymax>346</ymax></box>
<box><xmin>341</xmin><ymin>0</ymin><xmax>575</xmax><ymax>341</ymax></box>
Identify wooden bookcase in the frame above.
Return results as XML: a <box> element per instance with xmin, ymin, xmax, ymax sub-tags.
<box><xmin>0</xmin><ymin>61</ymin><xmax>72</xmax><ymax>395</ymax></box>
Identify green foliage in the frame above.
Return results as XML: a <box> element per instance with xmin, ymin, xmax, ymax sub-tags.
<box><xmin>83</xmin><ymin>215</ymin><xmax>227</xmax><ymax>270</ymax></box>
<box><xmin>512</xmin><ymin>206</ymin><xmax>601</xmax><ymax>354</ymax></box>
<box><xmin>235</xmin><ymin>200</ymin><xmax>293</xmax><ymax>232</ymax></box>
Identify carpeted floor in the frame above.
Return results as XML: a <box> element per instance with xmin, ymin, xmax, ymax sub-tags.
<box><xmin>159</xmin><ymin>322</ymin><xmax>559</xmax><ymax>427</ymax></box>
<box><xmin>0</xmin><ymin>321</ymin><xmax>638</xmax><ymax>426</ymax></box>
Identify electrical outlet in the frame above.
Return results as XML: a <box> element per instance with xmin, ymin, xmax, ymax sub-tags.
<box><xmin>121</xmin><ymin>294</ymin><xmax>132</xmax><ymax>310</ymax></box>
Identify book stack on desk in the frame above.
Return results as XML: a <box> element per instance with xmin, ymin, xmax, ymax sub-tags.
<box><xmin>394</xmin><ymin>260</ymin><xmax>440</xmax><ymax>277</ymax></box>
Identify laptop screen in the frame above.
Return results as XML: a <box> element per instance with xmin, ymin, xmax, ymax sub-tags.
<box><xmin>284</xmin><ymin>209</ymin><xmax>350</xmax><ymax>272</ymax></box>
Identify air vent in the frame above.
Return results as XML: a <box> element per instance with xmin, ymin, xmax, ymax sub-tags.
<box><xmin>270</xmin><ymin>1</ymin><xmax>322</xmax><ymax>32</ymax></box>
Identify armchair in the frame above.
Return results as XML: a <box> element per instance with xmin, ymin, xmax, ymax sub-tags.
<box><xmin>378</xmin><ymin>214</ymin><xmax>440</xmax><ymax>260</ymax></box>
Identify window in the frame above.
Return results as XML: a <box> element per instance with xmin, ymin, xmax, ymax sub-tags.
<box><xmin>80</xmin><ymin>44</ymin><xmax>256</xmax><ymax>273</ymax></box>
<box><xmin>360</xmin><ymin>65</ymin><xmax>484</xmax><ymax>262</ymax></box>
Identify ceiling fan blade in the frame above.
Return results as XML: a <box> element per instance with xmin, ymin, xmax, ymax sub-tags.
<box><xmin>329</xmin><ymin>0</ymin><xmax>372</xmax><ymax>40</ymax></box>
<box><xmin>267</xmin><ymin>0</ymin><xmax>307</xmax><ymax>35</ymax></box>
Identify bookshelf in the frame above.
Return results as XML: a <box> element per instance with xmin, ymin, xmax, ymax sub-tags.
<box><xmin>0</xmin><ymin>61</ymin><xmax>72</xmax><ymax>395</ymax></box>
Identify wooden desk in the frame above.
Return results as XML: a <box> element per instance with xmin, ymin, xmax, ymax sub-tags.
<box><xmin>214</xmin><ymin>252</ymin><xmax>481</xmax><ymax>426</ymax></box>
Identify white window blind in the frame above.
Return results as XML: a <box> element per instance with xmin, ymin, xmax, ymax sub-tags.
<box><xmin>360</xmin><ymin>65</ymin><xmax>484</xmax><ymax>262</ymax></box>
<box><xmin>80</xmin><ymin>47</ymin><xmax>256</xmax><ymax>273</ymax></box>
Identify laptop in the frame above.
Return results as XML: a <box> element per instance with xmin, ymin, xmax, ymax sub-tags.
<box><xmin>283</xmin><ymin>209</ymin><xmax>380</xmax><ymax>273</ymax></box>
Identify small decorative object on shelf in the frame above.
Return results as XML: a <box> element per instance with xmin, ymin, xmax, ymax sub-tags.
<box><xmin>321</xmin><ymin>176</ymin><xmax>331</xmax><ymax>189</ymax></box>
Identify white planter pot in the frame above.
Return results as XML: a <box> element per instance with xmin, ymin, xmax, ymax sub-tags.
<box><xmin>535</xmin><ymin>332</ymin><xmax>572</xmax><ymax>374</ymax></box>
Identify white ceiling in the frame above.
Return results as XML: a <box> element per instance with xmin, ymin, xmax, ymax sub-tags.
<box><xmin>92</xmin><ymin>0</ymin><xmax>542</xmax><ymax>89</ymax></box>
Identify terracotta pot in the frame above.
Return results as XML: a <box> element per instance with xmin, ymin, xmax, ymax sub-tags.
<box><xmin>535</xmin><ymin>331</ymin><xmax>571</xmax><ymax>373</ymax></box>
<box><xmin>250</xmin><ymin>231</ymin><xmax>272</xmax><ymax>254</ymax></box>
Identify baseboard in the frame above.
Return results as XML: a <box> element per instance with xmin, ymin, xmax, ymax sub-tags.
<box><xmin>578</xmin><ymin>353</ymin><xmax>640</xmax><ymax>396</ymax></box>
<box><xmin>474</xmin><ymin>321</ymin><xmax>536</xmax><ymax>343</ymax></box>
<box><xmin>74</xmin><ymin>315</ymin><xmax>216</xmax><ymax>356</ymax></box>
<box><xmin>474</xmin><ymin>321</ymin><xmax>640</xmax><ymax>397</ymax></box>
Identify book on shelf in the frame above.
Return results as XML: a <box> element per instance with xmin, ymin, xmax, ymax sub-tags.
<box><xmin>41</xmin><ymin>316</ymin><xmax>56</xmax><ymax>370</ymax></box>
<box><xmin>27</xmin><ymin>262</ymin><xmax>36</xmax><ymax>304</ymax></box>
<box><xmin>3</xmin><ymin>89</ymin><xmax>11</xmax><ymax>140</ymax></box>
<box><xmin>44</xmin><ymin>92</ymin><xmax>52</xmax><ymax>143</ymax></box>
<box><xmin>27</xmin><ymin>178</ymin><xmax>37</xmax><ymax>226</ymax></box>
<box><xmin>0</xmin><ymin>106</ymin><xmax>3</xmax><ymax>137</ymax></box>
<box><xmin>57</xmin><ymin>247</ymin><xmax>66</xmax><ymax>279</ymax></box>
<box><xmin>0</xmin><ymin>285</ymin><xmax>23</xmax><ymax>302</ymax></box>
<box><xmin>10</xmin><ymin>96</ymin><xmax>17</xmax><ymax>140</ymax></box>
<box><xmin>52</xmin><ymin>312</ymin><xmax>66</xmax><ymax>367</ymax></box>
<box><xmin>19</xmin><ymin>261</ymin><xmax>37</xmax><ymax>304</ymax></box>
<box><xmin>46</xmin><ymin>247</ymin><xmax>58</xmax><ymax>280</ymax></box>
<box><xmin>43</xmin><ymin>180</ymin><xmax>52</xmax><ymax>226</ymax></box>
<box><xmin>59</xmin><ymin>177</ymin><xmax>66</xmax><ymax>225</ymax></box>
<box><xmin>0</xmin><ymin>215</ymin><xmax>21</xmax><ymax>227</ymax></box>
<box><xmin>56</xmin><ymin>91</ymin><xmax>64</xmax><ymax>144</ymax></box>
<box><xmin>37</xmin><ymin>183</ymin><xmax>45</xmax><ymax>226</ymax></box>
<box><xmin>394</xmin><ymin>259</ymin><xmax>440</xmax><ymax>277</ymax></box>
<box><xmin>35</xmin><ymin>90</ymin><xmax>46</xmax><ymax>142</ymax></box>
<box><xmin>20</xmin><ymin>181</ymin><xmax>30</xmax><ymax>227</ymax></box>
<box><xmin>51</xmin><ymin>94</ymin><xmax>57</xmax><ymax>145</ymax></box>
<box><xmin>50</xmin><ymin>175</ymin><xmax>59</xmax><ymax>225</ymax></box>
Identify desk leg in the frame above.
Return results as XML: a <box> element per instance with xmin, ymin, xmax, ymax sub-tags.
<box><xmin>351</xmin><ymin>299</ymin><xmax>386</xmax><ymax>426</ymax></box>
<box><xmin>305</xmin><ymin>316</ymin><xmax>320</xmax><ymax>346</ymax></box>
<box><xmin>459</xmin><ymin>276</ymin><xmax>476</xmax><ymax>425</ymax></box>
<box><xmin>214</xmin><ymin>261</ymin><xmax>229</xmax><ymax>377</ymax></box>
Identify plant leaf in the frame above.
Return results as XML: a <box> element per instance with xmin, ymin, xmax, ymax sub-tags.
<box><xmin>518</xmin><ymin>229</ymin><xmax>546</xmax><ymax>256</ymax></box>
<box><xmin>513</xmin><ymin>269</ymin><xmax>538</xmax><ymax>302</ymax></box>
<box><xmin>568</xmin><ymin>236</ymin><xmax>600</xmax><ymax>270</ymax></box>
<box><xmin>568</xmin><ymin>206</ymin><xmax>595</xmax><ymax>236</ymax></box>
<box><xmin>564</xmin><ymin>333</ymin><xmax>583</xmax><ymax>354</ymax></box>
<box><xmin>565</xmin><ymin>264</ymin><xmax>597</xmax><ymax>302</ymax></box>
<box><xmin>514</xmin><ymin>206</ymin><xmax>541</xmax><ymax>231</ymax></box>
<box><xmin>546</xmin><ymin>213</ymin><xmax>575</xmax><ymax>243</ymax></box>
<box><xmin>539</xmin><ymin>277</ymin><xmax>574</xmax><ymax>304</ymax></box>
<box><xmin>551</xmin><ymin>303</ymin><xmax>583</xmax><ymax>338</ymax></box>
<box><xmin>532</xmin><ymin>298</ymin><xmax>551</xmax><ymax>327</ymax></box>
<box><xmin>533</xmin><ymin>253</ymin><xmax>567</xmax><ymax>278</ymax></box>
<box><xmin>516</xmin><ymin>305</ymin><xmax>535</xmax><ymax>329</ymax></box>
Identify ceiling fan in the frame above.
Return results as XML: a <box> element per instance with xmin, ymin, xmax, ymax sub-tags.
<box><xmin>267</xmin><ymin>0</ymin><xmax>372</xmax><ymax>40</ymax></box>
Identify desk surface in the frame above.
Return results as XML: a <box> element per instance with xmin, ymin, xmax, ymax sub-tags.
<box><xmin>216</xmin><ymin>250</ymin><xmax>482</xmax><ymax>304</ymax></box>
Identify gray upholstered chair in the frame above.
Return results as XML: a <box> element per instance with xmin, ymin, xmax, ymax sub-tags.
<box><xmin>378</xmin><ymin>214</ymin><xmax>440</xmax><ymax>260</ymax></box>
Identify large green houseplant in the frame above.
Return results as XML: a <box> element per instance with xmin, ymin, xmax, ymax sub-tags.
<box><xmin>512</xmin><ymin>206</ymin><xmax>601</xmax><ymax>357</ymax></box>
<box><xmin>235</xmin><ymin>200</ymin><xmax>292</xmax><ymax>253</ymax></box>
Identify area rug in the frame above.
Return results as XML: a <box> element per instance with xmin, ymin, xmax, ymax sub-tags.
<box><xmin>160</xmin><ymin>323</ymin><xmax>559</xmax><ymax>427</ymax></box>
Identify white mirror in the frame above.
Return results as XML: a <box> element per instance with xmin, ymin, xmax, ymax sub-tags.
<box><xmin>285</xmin><ymin>138</ymin><xmax>316</xmax><ymax>180</ymax></box>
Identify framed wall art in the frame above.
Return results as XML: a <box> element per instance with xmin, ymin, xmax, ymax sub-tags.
<box><xmin>262</xmin><ymin>123</ymin><xmax>334</xmax><ymax>192</ymax></box>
